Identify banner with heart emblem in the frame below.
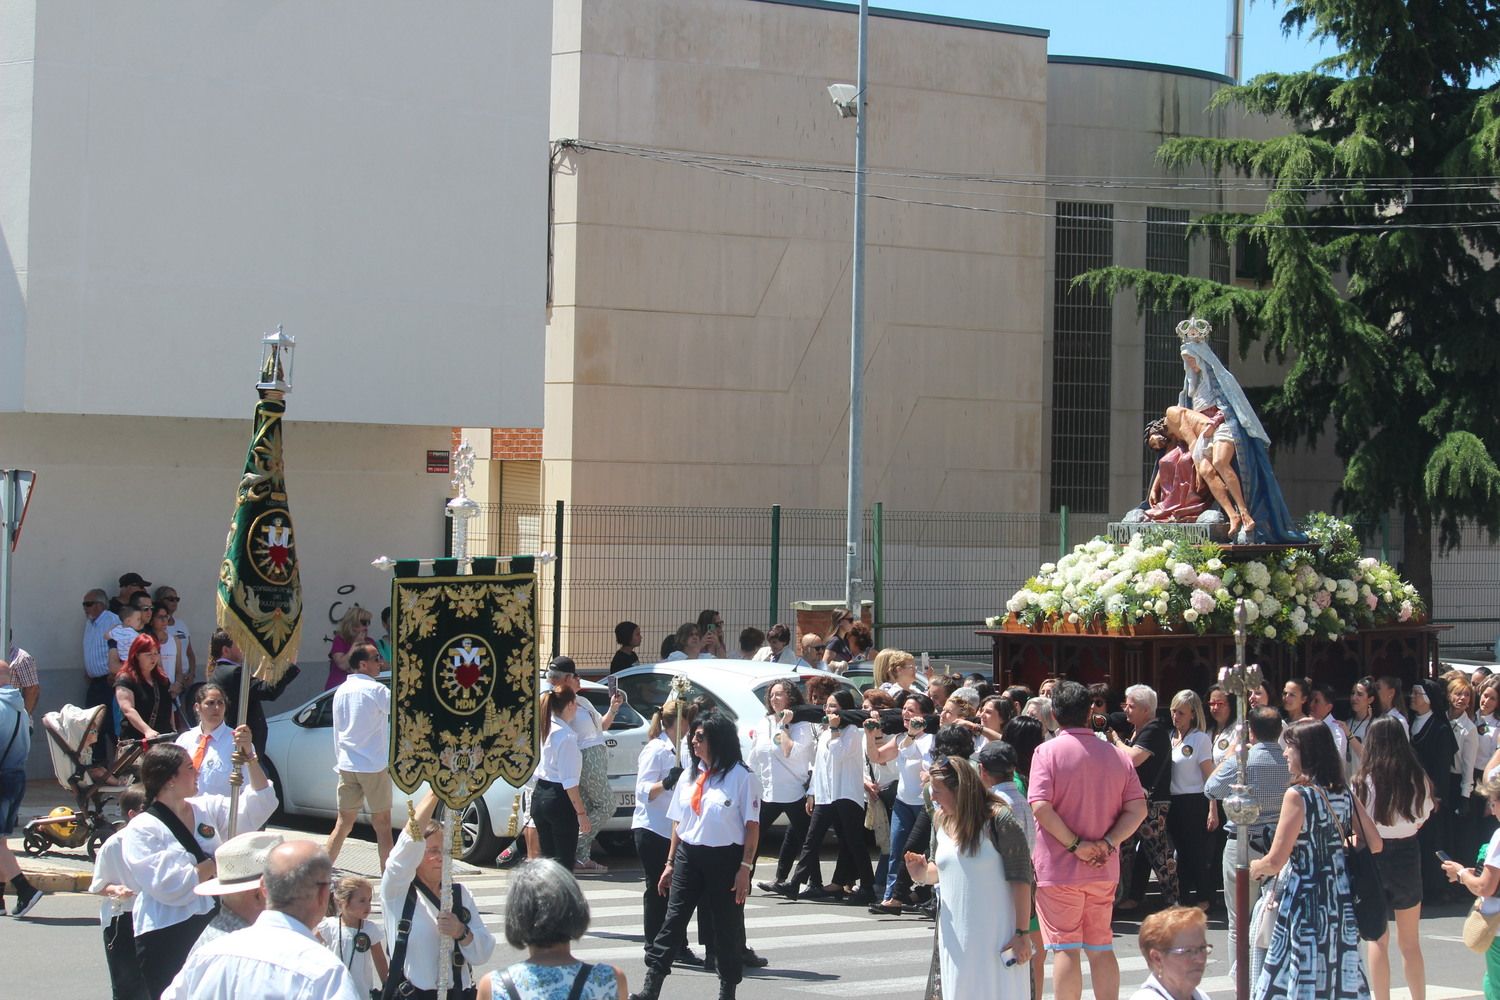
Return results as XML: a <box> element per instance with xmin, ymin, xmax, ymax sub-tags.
<box><xmin>388</xmin><ymin>562</ymin><xmax>539</xmax><ymax>809</ymax></box>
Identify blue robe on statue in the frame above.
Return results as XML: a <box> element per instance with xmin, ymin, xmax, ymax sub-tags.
<box><xmin>1180</xmin><ymin>341</ymin><xmax>1306</xmax><ymax>545</ymax></box>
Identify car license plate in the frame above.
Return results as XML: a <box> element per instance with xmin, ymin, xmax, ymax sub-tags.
<box><xmin>616</xmin><ymin>792</ymin><xmax>635</xmax><ymax>809</ymax></box>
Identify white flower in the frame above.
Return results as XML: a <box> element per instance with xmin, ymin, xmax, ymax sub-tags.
<box><xmin>1359</xmin><ymin>557</ymin><xmax>1377</xmax><ymax>569</ymax></box>
<box><xmin>1006</xmin><ymin>596</ymin><xmax>1024</xmax><ymax>613</ymax></box>
<box><xmin>1242</xmin><ymin>602</ymin><xmax>1260</xmax><ymax>623</ymax></box>
<box><xmin>1206</xmin><ymin>558</ymin><xmax>1225</xmax><ymax>571</ymax></box>
<box><xmin>1145</xmin><ymin>569</ymin><xmax>1172</xmax><ymax>591</ymax></box>
<box><xmin>1039</xmin><ymin>562</ymin><xmax>1057</xmax><ymax>574</ymax></box>
<box><xmin>1154</xmin><ymin>599</ymin><xmax>1168</xmax><ymax>615</ymax></box>
<box><xmin>1067</xmin><ymin>612</ymin><xmax>1080</xmax><ymax>624</ymax></box>
<box><xmin>1293</xmin><ymin>619</ymin><xmax>1309</xmax><ymax>635</ymax></box>
<box><xmin>1398</xmin><ymin>600</ymin><xmax>1413</xmax><ymax>622</ymax></box>
<box><xmin>1172</xmin><ymin>563</ymin><xmax>1198</xmax><ymax>586</ymax></box>
<box><xmin>1263</xmin><ymin>625</ymin><xmax>1276</xmax><ymax>638</ymax></box>
<box><xmin>1184</xmin><ymin>608</ymin><xmax>1200</xmax><ymax>623</ymax></box>
<box><xmin>1251</xmin><ymin>589</ymin><xmax>1266</xmax><ymax>603</ymax></box>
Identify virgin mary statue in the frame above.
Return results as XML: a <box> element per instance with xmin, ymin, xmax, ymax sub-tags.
<box><xmin>1177</xmin><ymin>317</ymin><xmax>1306</xmax><ymax>545</ymax></box>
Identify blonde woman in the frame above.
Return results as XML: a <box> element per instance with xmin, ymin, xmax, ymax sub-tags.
<box><xmin>1166</xmin><ymin>690</ymin><xmax>1217</xmax><ymax>909</ymax></box>
<box><xmin>324</xmin><ymin>605</ymin><xmax>371</xmax><ymax>691</ymax></box>
<box><xmin>874</xmin><ymin>649</ymin><xmax>918</xmax><ymax>697</ymax></box>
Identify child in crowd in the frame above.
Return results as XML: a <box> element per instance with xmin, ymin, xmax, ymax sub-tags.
<box><xmin>316</xmin><ymin>875</ymin><xmax>388</xmax><ymax>999</ymax></box>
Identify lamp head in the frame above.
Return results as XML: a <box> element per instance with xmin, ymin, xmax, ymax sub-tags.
<box><xmin>827</xmin><ymin>83</ymin><xmax>859</xmax><ymax>119</ymax></box>
<box><xmin>257</xmin><ymin>325</ymin><xmax>295</xmax><ymax>393</ymax></box>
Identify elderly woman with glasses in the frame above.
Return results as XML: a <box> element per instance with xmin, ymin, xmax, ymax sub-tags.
<box><xmin>1129</xmin><ymin>905</ymin><xmax>1213</xmax><ymax>1000</ymax></box>
<box><xmin>632</xmin><ymin>712</ymin><xmax>760</xmax><ymax>1000</ymax></box>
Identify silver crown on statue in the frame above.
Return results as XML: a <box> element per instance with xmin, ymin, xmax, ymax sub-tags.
<box><xmin>1176</xmin><ymin>316</ymin><xmax>1213</xmax><ymax>344</ymax></box>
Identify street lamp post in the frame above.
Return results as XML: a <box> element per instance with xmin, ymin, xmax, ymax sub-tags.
<box><xmin>1219</xmin><ymin>598</ymin><xmax>1263</xmax><ymax>1000</ymax></box>
<box><xmin>842</xmin><ymin>0</ymin><xmax>870</xmax><ymax>613</ymax></box>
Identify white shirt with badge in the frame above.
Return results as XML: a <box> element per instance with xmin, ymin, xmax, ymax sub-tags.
<box><xmin>120</xmin><ymin>785</ymin><xmax>278</xmax><ymax>934</ymax></box>
<box><xmin>810</xmin><ymin>725</ymin><xmax>866</xmax><ymax>806</ymax></box>
<box><xmin>175</xmin><ymin>723</ymin><xmax>236</xmax><ymax>798</ymax></box>
<box><xmin>1169</xmin><ymin>729</ymin><xmax>1213</xmax><ymax>795</ymax></box>
<box><xmin>163</xmin><ymin>909</ymin><xmax>361</xmax><ymax>1000</ymax></box>
<box><xmin>667</xmin><ymin>762</ymin><xmax>760</xmax><ymax>847</ymax></box>
<box><xmin>316</xmin><ymin>915</ymin><xmax>384</xmax><ymax>998</ymax></box>
<box><xmin>633</xmin><ymin>733</ymin><xmax>680</xmax><ymax>838</ymax></box>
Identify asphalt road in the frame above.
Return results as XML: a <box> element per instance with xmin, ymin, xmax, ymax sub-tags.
<box><xmin>6</xmin><ymin>833</ymin><xmax>1492</xmax><ymax>1000</ymax></box>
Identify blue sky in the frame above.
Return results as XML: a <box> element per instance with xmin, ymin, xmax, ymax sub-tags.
<box><xmin>890</xmin><ymin>1</ymin><xmax>1335</xmax><ymax>79</ymax></box>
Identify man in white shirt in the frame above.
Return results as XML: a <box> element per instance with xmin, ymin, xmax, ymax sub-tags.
<box><xmin>753</xmin><ymin>624</ymin><xmax>804</xmax><ymax>665</ymax></box>
<box><xmin>1309</xmin><ymin>682</ymin><xmax>1349</xmax><ymax>759</ymax></box>
<box><xmin>325</xmin><ymin>642</ymin><xmax>393</xmax><ymax>869</ymax></box>
<box><xmin>164</xmin><ymin>840</ymin><xmax>360</xmax><ymax>1000</ymax></box>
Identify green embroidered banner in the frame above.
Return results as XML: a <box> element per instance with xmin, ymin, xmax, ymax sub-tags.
<box><xmin>216</xmin><ymin>394</ymin><xmax>302</xmax><ymax>683</ymax></box>
<box><xmin>389</xmin><ymin>571</ymin><xmax>539</xmax><ymax>809</ymax></box>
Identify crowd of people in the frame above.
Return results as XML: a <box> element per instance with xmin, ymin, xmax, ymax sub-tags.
<box><xmin>7</xmin><ymin>583</ymin><xmax>1500</xmax><ymax>998</ymax></box>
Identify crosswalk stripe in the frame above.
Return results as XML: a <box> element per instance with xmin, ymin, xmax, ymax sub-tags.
<box><xmin>791</xmin><ymin>975</ymin><xmax>930</xmax><ymax>996</ymax></box>
<box><xmin>469</xmin><ymin>887</ymin><xmax>643</xmax><ymax>906</ymax></box>
<box><xmin>574</xmin><ymin>925</ymin><xmax>922</xmax><ymax>963</ymax></box>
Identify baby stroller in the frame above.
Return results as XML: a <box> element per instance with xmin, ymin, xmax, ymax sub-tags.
<box><xmin>21</xmin><ymin>704</ymin><xmax>165</xmax><ymax>860</ymax></box>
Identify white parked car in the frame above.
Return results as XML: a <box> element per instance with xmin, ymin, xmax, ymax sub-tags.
<box><xmin>611</xmin><ymin>659</ymin><xmax>863</xmax><ymax>762</ymax></box>
<box><xmin>262</xmin><ymin>675</ymin><xmax>648</xmax><ymax>865</ymax></box>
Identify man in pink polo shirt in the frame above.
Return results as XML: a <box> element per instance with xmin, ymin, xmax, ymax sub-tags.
<box><xmin>1028</xmin><ymin>680</ymin><xmax>1147</xmax><ymax>1000</ymax></box>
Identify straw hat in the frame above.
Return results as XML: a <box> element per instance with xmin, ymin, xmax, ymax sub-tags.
<box><xmin>194</xmin><ymin>830</ymin><xmax>284</xmax><ymax>896</ymax></box>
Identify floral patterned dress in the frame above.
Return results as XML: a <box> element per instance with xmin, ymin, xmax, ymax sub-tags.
<box><xmin>493</xmin><ymin>961</ymin><xmax>617</xmax><ymax>1000</ymax></box>
<box><xmin>1253</xmin><ymin>784</ymin><xmax>1369</xmax><ymax>1000</ymax></box>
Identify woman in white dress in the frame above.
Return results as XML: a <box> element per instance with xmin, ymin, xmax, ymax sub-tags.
<box><xmin>903</xmin><ymin>754</ymin><xmax>1033</xmax><ymax>1000</ymax></box>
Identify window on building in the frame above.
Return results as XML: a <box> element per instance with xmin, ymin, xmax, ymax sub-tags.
<box><xmin>1049</xmin><ymin>202</ymin><xmax>1115</xmax><ymax>514</ymax></box>
<box><xmin>1142</xmin><ymin>207</ymin><xmax>1191</xmax><ymax>489</ymax></box>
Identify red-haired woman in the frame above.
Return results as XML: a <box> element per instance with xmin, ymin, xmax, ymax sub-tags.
<box><xmin>115</xmin><ymin>634</ymin><xmax>174</xmax><ymax>742</ymax></box>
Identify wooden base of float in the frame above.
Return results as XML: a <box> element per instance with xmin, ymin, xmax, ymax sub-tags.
<box><xmin>978</xmin><ymin>613</ymin><xmax>1444</xmax><ymax>695</ymax></box>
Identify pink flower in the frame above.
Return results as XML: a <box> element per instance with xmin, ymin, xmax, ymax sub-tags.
<box><xmin>1196</xmin><ymin>573</ymin><xmax>1221</xmax><ymax>592</ymax></box>
<box><xmin>1190</xmin><ymin>589</ymin><xmax>1216</xmax><ymax>615</ymax></box>
<box><xmin>1314</xmin><ymin>591</ymin><xmax>1332</xmax><ymax>610</ymax></box>
<box><xmin>1398</xmin><ymin>600</ymin><xmax>1413</xmax><ymax>622</ymax></box>
<box><xmin>1365</xmin><ymin>593</ymin><xmax>1378</xmax><ymax>610</ymax></box>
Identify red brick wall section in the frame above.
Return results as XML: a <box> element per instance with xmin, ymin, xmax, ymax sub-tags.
<box><xmin>491</xmin><ymin>427</ymin><xmax>543</xmax><ymax>461</ymax></box>
<box><xmin>446</xmin><ymin>427</ymin><xmax>543</xmax><ymax>461</ymax></box>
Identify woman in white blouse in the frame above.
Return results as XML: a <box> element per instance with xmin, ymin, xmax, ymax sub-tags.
<box><xmin>1165</xmin><ymin>690</ymin><xmax>1217</xmax><ymax>910</ymax></box>
<box><xmin>172</xmin><ymin>683</ymin><xmax>234</xmax><ymax>798</ymax></box>
<box><xmin>121</xmin><ymin>731</ymin><xmax>276</xmax><ymax>999</ymax></box>
<box><xmin>532</xmin><ymin>686</ymin><xmax>588</xmax><ymax>867</ymax></box>
<box><xmin>381</xmin><ymin>790</ymin><xmax>496</xmax><ymax>998</ymax></box>
<box><xmin>632</xmin><ymin>699</ymin><xmax>689</xmax><ymax>956</ymax></box>
<box><xmin>775</xmin><ymin>688</ymin><xmax>876</xmax><ymax>905</ymax></box>
<box><xmin>749</xmin><ymin>680</ymin><xmax>815</xmax><ymax>894</ymax></box>
<box><xmin>865</xmin><ymin>691</ymin><xmax>935</xmax><ymax>914</ymax></box>
<box><xmin>633</xmin><ymin>712</ymin><xmax>761</xmax><ymax>1000</ymax></box>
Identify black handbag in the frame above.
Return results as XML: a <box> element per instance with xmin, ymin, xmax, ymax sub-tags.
<box><xmin>1317</xmin><ymin>785</ymin><xmax>1387</xmax><ymax>942</ymax></box>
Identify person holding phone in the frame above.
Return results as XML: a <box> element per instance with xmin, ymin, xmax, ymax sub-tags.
<box><xmin>750</xmin><ymin>681</ymin><xmax>815</xmax><ymax>894</ymax></box>
<box><xmin>865</xmin><ymin>693</ymin><xmax>935</xmax><ymax>914</ymax></box>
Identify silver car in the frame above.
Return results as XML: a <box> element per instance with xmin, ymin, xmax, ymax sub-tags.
<box><xmin>262</xmin><ymin>675</ymin><xmax>648</xmax><ymax>865</ymax></box>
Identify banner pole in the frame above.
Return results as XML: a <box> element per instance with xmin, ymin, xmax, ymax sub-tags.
<box><xmin>226</xmin><ymin>651</ymin><xmax>255</xmax><ymax>839</ymax></box>
<box><xmin>437</xmin><ymin>441</ymin><xmax>479</xmax><ymax>996</ymax></box>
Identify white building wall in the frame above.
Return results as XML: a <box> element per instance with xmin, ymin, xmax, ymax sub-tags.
<box><xmin>2</xmin><ymin>412</ymin><xmax>454</xmax><ymax>778</ymax></box>
<box><xmin>7</xmin><ymin>0</ymin><xmax>551</xmax><ymax>427</ymax></box>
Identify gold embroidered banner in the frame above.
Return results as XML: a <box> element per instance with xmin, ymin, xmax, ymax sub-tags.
<box><xmin>388</xmin><ymin>569</ymin><xmax>539</xmax><ymax>809</ymax></box>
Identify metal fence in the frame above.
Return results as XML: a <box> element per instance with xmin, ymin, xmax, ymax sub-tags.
<box><xmin>450</xmin><ymin>502</ymin><xmax>1500</xmax><ymax>671</ymax></box>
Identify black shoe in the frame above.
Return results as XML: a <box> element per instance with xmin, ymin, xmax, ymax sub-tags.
<box><xmin>10</xmin><ymin>887</ymin><xmax>42</xmax><ymax>919</ymax></box>
<box><xmin>704</xmin><ymin>951</ymin><xmax>717</xmax><ymax>975</ymax></box>
<box><xmin>628</xmin><ymin>969</ymin><xmax>666</xmax><ymax>1000</ymax></box>
<box><xmin>676</xmin><ymin>946</ymin><xmax>705</xmax><ymax>967</ymax></box>
<box><xmin>756</xmin><ymin>879</ymin><xmax>786</xmax><ymax>894</ymax></box>
<box><xmin>914</xmin><ymin>899</ymin><xmax>937</xmax><ymax>920</ymax></box>
<box><xmin>742</xmin><ymin>947</ymin><xmax>769</xmax><ymax>968</ymax></box>
<box><xmin>844</xmin><ymin>888</ymin><xmax>873</xmax><ymax>906</ymax></box>
<box><xmin>769</xmin><ymin>881</ymin><xmax>800</xmax><ymax>901</ymax></box>
<box><xmin>802</xmin><ymin>884</ymin><xmax>837</xmax><ymax>901</ymax></box>
<box><xmin>717</xmin><ymin>981</ymin><xmax>738</xmax><ymax>1000</ymax></box>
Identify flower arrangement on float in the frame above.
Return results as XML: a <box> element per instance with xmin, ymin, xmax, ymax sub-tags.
<box><xmin>989</xmin><ymin>513</ymin><xmax>1423</xmax><ymax>643</ymax></box>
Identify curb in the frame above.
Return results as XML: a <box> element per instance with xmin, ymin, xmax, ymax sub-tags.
<box><xmin>7</xmin><ymin>866</ymin><xmax>92</xmax><ymax>893</ymax></box>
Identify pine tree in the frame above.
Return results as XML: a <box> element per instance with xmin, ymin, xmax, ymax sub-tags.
<box><xmin>1084</xmin><ymin>1</ymin><xmax>1500</xmax><ymax>603</ymax></box>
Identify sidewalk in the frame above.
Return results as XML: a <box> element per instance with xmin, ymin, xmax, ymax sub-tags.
<box><xmin>5</xmin><ymin>781</ymin><xmax>478</xmax><ymax>894</ymax></box>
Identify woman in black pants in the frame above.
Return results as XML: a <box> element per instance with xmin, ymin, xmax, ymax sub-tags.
<box><xmin>632</xmin><ymin>698</ymin><xmax>688</xmax><ymax>953</ymax></box>
<box><xmin>632</xmin><ymin>712</ymin><xmax>760</xmax><ymax>1000</ymax></box>
<box><xmin>776</xmin><ymin>689</ymin><xmax>877</xmax><ymax>905</ymax></box>
<box><xmin>532</xmin><ymin>686</ymin><xmax>589</xmax><ymax>866</ymax></box>
<box><xmin>750</xmin><ymin>680</ymin><xmax>816</xmax><ymax>894</ymax></box>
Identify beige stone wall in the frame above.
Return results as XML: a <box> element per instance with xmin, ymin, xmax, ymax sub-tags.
<box><xmin>547</xmin><ymin>0</ymin><xmax>1050</xmax><ymax>513</ymax></box>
